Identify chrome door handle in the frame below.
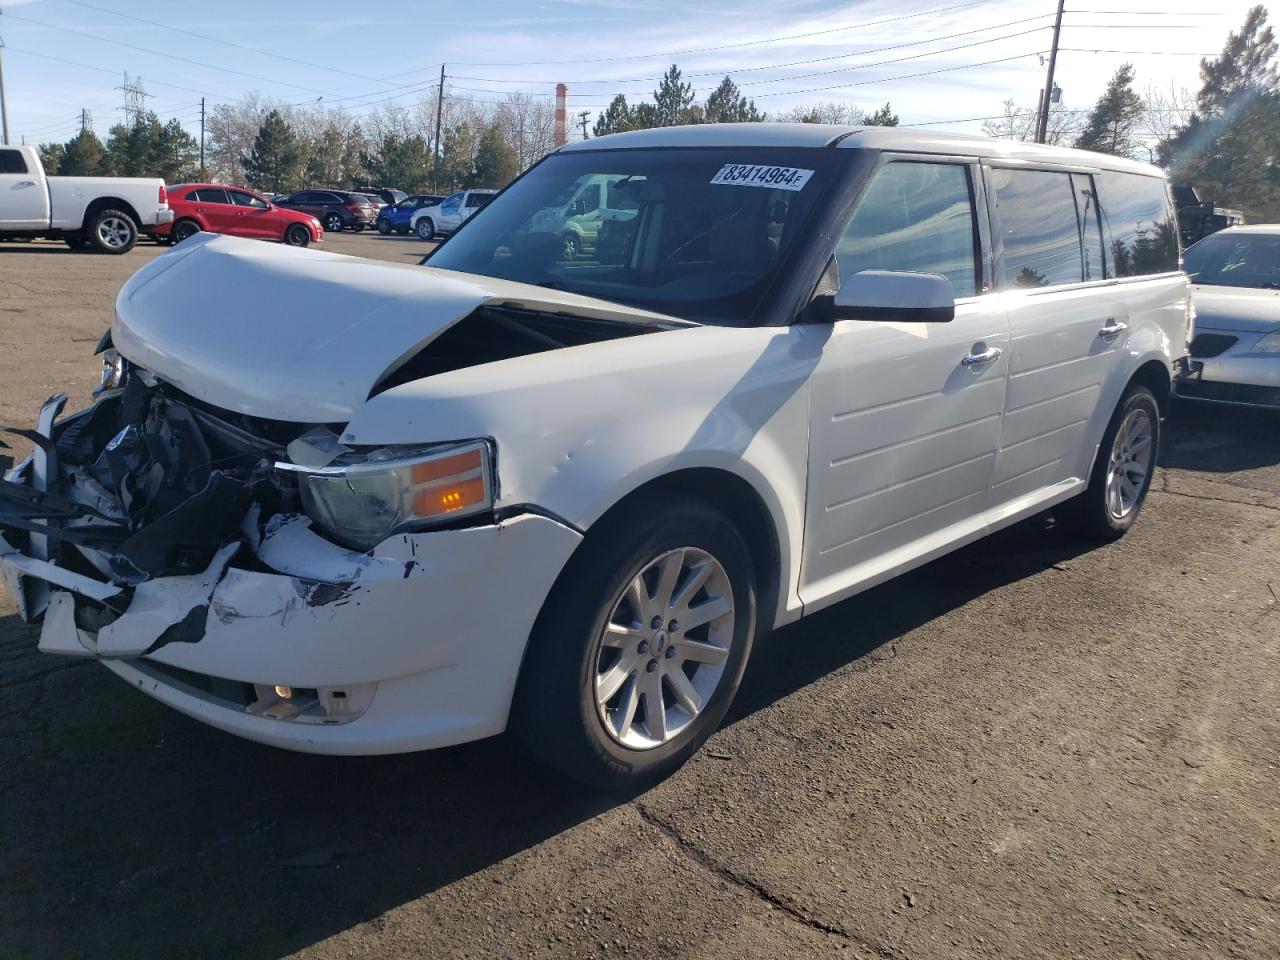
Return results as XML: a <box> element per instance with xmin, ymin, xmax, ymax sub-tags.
<box><xmin>1099</xmin><ymin>320</ymin><xmax>1128</xmax><ymax>340</ymax></box>
<box><xmin>961</xmin><ymin>346</ymin><xmax>1003</xmax><ymax>367</ymax></box>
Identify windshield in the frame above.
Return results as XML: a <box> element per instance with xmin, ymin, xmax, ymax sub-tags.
<box><xmin>423</xmin><ymin>147</ymin><xmax>844</xmax><ymax>325</ymax></box>
<box><xmin>1184</xmin><ymin>232</ymin><xmax>1280</xmax><ymax>289</ymax></box>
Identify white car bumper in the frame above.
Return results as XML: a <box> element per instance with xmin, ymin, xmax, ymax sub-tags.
<box><xmin>4</xmin><ymin>513</ymin><xmax>581</xmax><ymax>754</ymax></box>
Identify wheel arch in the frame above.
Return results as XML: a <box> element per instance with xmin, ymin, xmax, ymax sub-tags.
<box><xmin>567</xmin><ymin>466</ymin><xmax>784</xmax><ymax>638</ymax></box>
<box><xmin>1127</xmin><ymin>357</ymin><xmax>1172</xmax><ymax>416</ymax></box>
<box><xmin>82</xmin><ymin>197</ymin><xmax>142</xmax><ymax>231</ymax></box>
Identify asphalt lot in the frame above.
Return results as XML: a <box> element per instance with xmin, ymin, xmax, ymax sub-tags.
<box><xmin>1</xmin><ymin>232</ymin><xmax>1278</xmax><ymax>960</ymax></box>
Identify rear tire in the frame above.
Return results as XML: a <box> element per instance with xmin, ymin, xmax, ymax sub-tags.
<box><xmin>86</xmin><ymin>208</ymin><xmax>138</xmax><ymax>254</ymax></box>
<box><xmin>1057</xmin><ymin>384</ymin><xmax>1160</xmax><ymax>542</ymax></box>
<box><xmin>511</xmin><ymin>495</ymin><xmax>756</xmax><ymax>791</ymax></box>
<box><xmin>324</xmin><ymin>213</ymin><xmax>343</xmax><ymax>232</ymax></box>
<box><xmin>284</xmin><ymin>223</ymin><xmax>310</xmax><ymax>247</ymax></box>
<box><xmin>416</xmin><ymin>218</ymin><xmax>434</xmax><ymax>240</ymax></box>
<box><xmin>376</xmin><ymin>218</ymin><xmax>391</xmax><ymax>235</ymax></box>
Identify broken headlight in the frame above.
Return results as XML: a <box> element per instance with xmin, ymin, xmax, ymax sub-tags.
<box><xmin>278</xmin><ymin>441</ymin><xmax>494</xmax><ymax>550</ymax></box>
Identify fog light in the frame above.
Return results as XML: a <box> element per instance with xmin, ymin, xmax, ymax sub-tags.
<box><xmin>274</xmin><ymin>684</ymin><xmax>293</xmax><ymax>700</ymax></box>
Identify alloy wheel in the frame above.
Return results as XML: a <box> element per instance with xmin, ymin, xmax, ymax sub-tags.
<box><xmin>592</xmin><ymin>547</ymin><xmax>735</xmax><ymax>750</ymax></box>
<box><xmin>96</xmin><ymin>216</ymin><xmax>133</xmax><ymax>250</ymax></box>
<box><xmin>1105</xmin><ymin>407</ymin><xmax>1153</xmax><ymax>520</ymax></box>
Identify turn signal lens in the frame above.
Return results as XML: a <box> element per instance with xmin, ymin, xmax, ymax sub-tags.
<box><xmin>279</xmin><ymin>441</ymin><xmax>494</xmax><ymax>550</ymax></box>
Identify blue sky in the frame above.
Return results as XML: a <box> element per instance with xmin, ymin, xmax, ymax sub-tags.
<box><xmin>0</xmin><ymin>0</ymin><xmax>1260</xmax><ymax>145</ymax></box>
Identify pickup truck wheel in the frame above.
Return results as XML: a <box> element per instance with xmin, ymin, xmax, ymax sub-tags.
<box><xmin>511</xmin><ymin>495</ymin><xmax>756</xmax><ymax>791</ymax></box>
<box><xmin>284</xmin><ymin>223</ymin><xmax>310</xmax><ymax>247</ymax></box>
<box><xmin>171</xmin><ymin>219</ymin><xmax>201</xmax><ymax>244</ymax></box>
<box><xmin>562</xmin><ymin>233</ymin><xmax>580</xmax><ymax>260</ymax></box>
<box><xmin>88</xmin><ymin>209</ymin><xmax>137</xmax><ymax>254</ymax></box>
<box><xmin>1057</xmin><ymin>384</ymin><xmax>1160</xmax><ymax>542</ymax></box>
<box><xmin>324</xmin><ymin>213</ymin><xmax>343</xmax><ymax>232</ymax></box>
<box><xmin>376</xmin><ymin>218</ymin><xmax>391</xmax><ymax>235</ymax></box>
<box><xmin>416</xmin><ymin>218</ymin><xmax>434</xmax><ymax>240</ymax></box>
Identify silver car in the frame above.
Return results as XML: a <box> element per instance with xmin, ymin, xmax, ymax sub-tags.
<box><xmin>1176</xmin><ymin>225</ymin><xmax>1280</xmax><ymax>408</ymax></box>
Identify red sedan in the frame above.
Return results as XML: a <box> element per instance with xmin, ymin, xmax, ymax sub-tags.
<box><xmin>156</xmin><ymin>184</ymin><xmax>323</xmax><ymax>246</ymax></box>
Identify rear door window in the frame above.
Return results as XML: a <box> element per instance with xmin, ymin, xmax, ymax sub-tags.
<box><xmin>193</xmin><ymin>188</ymin><xmax>230</xmax><ymax>204</ymax></box>
<box><xmin>0</xmin><ymin>149</ymin><xmax>30</xmax><ymax>174</ymax></box>
<box><xmin>465</xmin><ymin>192</ymin><xmax>491</xmax><ymax>208</ymax></box>
<box><xmin>990</xmin><ymin>168</ymin><xmax>1083</xmax><ymax>288</ymax></box>
<box><xmin>1095</xmin><ymin>171</ymin><xmax>1179</xmax><ymax>277</ymax></box>
<box><xmin>836</xmin><ymin>160</ymin><xmax>979</xmax><ymax>299</ymax></box>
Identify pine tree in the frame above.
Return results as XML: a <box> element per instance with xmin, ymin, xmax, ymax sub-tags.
<box><xmin>37</xmin><ymin>143</ymin><xmax>64</xmax><ymax>175</ymax></box>
<box><xmin>703</xmin><ymin>76</ymin><xmax>764</xmax><ymax>123</ymax></box>
<box><xmin>1160</xmin><ymin>5</ymin><xmax>1280</xmax><ymax>217</ymax></box>
<box><xmin>471</xmin><ymin>124</ymin><xmax>519</xmax><ymax>188</ymax></box>
<box><xmin>59</xmin><ymin>130</ymin><xmax>105</xmax><ymax>175</ymax></box>
<box><xmin>437</xmin><ymin>121</ymin><xmax>478</xmax><ymax>191</ymax></box>
<box><xmin>864</xmin><ymin>103</ymin><xmax>899</xmax><ymax>126</ymax></box>
<box><xmin>153</xmin><ymin>118</ymin><xmax>199</xmax><ymax>182</ymax></box>
<box><xmin>652</xmin><ymin>65</ymin><xmax>695</xmax><ymax>126</ymax></box>
<box><xmin>361</xmin><ymin>132</ymin><xmax>433</xmax><ymax>192</ymax></box>
<box><xmin>241</xmin><ymin>110</ymin><xmax>302</xmax><ymax>193</ymax></box>
<box><xmin>594</xmin><ymin>95</ymin><xmax>635</xmax><ymax>137</ymax></box>
<box><xmin>1075</xmin><ymin>64</ymin><xmax>1144</xmax><ymax>157</ymax></box>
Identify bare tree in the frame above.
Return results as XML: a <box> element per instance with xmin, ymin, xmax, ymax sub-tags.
<box><xmin>1137</xmin><ymin>82</ymin><xmax>1196</xmax><ymax>163</ymax></box>
<box><xmin>492</xmin><ymin>93</ymin><xmax>556</xmax><ymax>169</ymax></box>
<box><xmin>772</xmin><ymin>101</ymin><xmax>865</xmax><ymax>124</ymax></box>
<box><xmin>981</xmin><ymin>99</ymin><xmax>1081</xmax><ymax>146</ymax></box>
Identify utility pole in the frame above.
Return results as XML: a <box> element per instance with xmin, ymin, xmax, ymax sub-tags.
<box><xmin>577</xmin><ymin>110</ymin><xmax>590</xmax><ymax>140</ymax></box>
<box><xmin>79</xmin><ymin>108</ymin><xmax>92</xmax><ymax>134</ymax></box>
<box><xmin>433</xmin><ymin>64</ymin><xmax>445</xmax><ymax>191</ymax></box>
<box><xmin>199</xmin><ymin>97</ymin><xmax>206</xmax><ymax>179</ymax></box>
<box><xmin>0</xmin><ymin>35</ymin><xmax>10</xmax><ymax>146</ymax></box>
<box><xmin>1035</xmin><ymin>0</ymin><xmax>1065</xmax><ymax>144</ymax></box>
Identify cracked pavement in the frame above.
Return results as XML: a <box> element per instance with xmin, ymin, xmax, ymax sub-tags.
<box><xmin>1</xmin><ymin>235</ymin><xmax>1278</xmax><ymax>959</ymax></box>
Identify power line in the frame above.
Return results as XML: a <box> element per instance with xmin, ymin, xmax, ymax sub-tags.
<box><xmin>58</xmin><ymin>0</ymin><xmax>400</xmax><ymax>88</ymax></box>
<box><xmin>737</xmin><ymin>50</ymin><xmax>1048</xmax><ymax>100</ymax></box>
<box><xmin>448</xmin><ymin>14</ymin><xmax>1056</xmax><ymax>85</ymax></box>
<box><xmin>448</xmin><ymin>0</ymin><xmax>994</xmax><ymax>66</ymax></box>
<box><xmin>2</xmin><ymin>45</ymin><xmax>228</xmax><ymax>97</ymax></box>
<box><xmin>3</xmin><ymin>10</ymin><xmax>336</xmax><ymax>95</ymax></box>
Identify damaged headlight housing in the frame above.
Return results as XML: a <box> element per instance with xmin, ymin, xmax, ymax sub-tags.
<box><xmin>279</xmin><ymin>441</ymin><xmax>494</xmax><ymax>550</ymax></box>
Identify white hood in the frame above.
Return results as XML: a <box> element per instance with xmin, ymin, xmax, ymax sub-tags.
<box><xmin>113</xmin><ymin>233</ymin><xmax>682</xmax><ymax>423</ymax></box>
<box><xmin>1191</xmin><ymin>283</ymin><xmax>1280</xmax><ymax>334</ymax></box>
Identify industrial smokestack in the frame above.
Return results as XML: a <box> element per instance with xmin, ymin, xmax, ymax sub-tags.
<box><xmin>554</xmin><ymin>83</ymin><xmax>568</xmax><ymax>147</ymax></box>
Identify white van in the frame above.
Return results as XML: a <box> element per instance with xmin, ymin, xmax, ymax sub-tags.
<box><xmin>521</xmin><ymin>173</ymin><xmax>639</xmax><ymax>259</ymax></box>
<box><xmin>0</xmin><ymin>125</ymin><xmax>1188</xmax><ymax>789</ymax></box>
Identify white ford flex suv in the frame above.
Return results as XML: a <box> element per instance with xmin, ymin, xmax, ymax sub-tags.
<box><xmin>0</xmin><ymin>125</ymin><xmax>1188</xmax><ymax>789</ymax></box>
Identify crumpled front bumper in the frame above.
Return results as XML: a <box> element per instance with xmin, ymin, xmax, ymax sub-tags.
<box><xmin>1</xmin><ymin>390</ymin><xmax>582</xmax><ymax>754</ymax></box>
<box><xmin>2</xmin><ymin>513</ymin><xmax>581</xmax><ymax>753</ymax></box>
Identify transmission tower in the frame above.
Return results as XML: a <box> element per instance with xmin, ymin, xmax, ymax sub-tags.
<box><xmin>117</xmin><ymin>73</ymin><xmax>150</xmax><ymax>125</ymax></box>
<box><xmin>80</xmin><ymin>108</ymin><xmax>93</xmax><ymax>134</ymax></box>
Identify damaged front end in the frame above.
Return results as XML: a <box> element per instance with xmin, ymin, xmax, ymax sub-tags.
<box><xmin>0</xmin><ymin>359</ymin><xmax>583</xmax><ymax>750</ymax></box>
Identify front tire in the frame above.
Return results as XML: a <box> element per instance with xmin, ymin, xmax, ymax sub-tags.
<box><xmin>376</xmin><ymin>217</ymin><xmax>391</xmax><ymax>235</ymax></box>
<box><xmin>170</xmin><ymin>219</ymin><xmax>201</xmax><ymax>244</ymax></box>
<box><xmin>562</xmin><ymin>232</ymin><xmax>581</xmax><ymax>260</ymax></box>
<box><xmin>284</xmin><ymin>223</ymin><xmax>310</xmax><ymax>247</ymax></box>
<box><xmin>511</xmin><ymin>495</ymin><xmax>756</xmax><ymax>791</ymax></box>
<box><xmin>416</xmin><ymin>218</ymin><xmax>434</xmax><ymax>240</ymax></box>
<box><xmin>1057</xmin><ymin>384</ymin><xmax>1160</xmax><ymax>541</ymax></box>
<box><xmin>87</xmin><ymin>208</ymin><xmax>138</xmax><ymax>254</ymax></box>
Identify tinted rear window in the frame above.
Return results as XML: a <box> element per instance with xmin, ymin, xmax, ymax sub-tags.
<box><xmin>1096</xmin><ymin>172</ymin><xmax>1178</xmax><ymax>277</ymax></box>
<box><xmin>990</xmin><ymin>168</ymin><xmax>1083</xmax><ymax>288</ymax></box>
<box><xmin>0</xmin><ymin>149</ymin><xmax>29</xmax><ymax>174</ymax></box>
<box><xmin>193</xmin><ymin>188</ymin><xmax>230</xmax><ymax>204</ymax></box>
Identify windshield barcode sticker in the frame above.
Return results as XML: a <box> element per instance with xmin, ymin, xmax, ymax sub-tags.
<box><xmin>710</xmin><ymin>164</ymin><xmax>814</xmax><ymax>191</ymax></box>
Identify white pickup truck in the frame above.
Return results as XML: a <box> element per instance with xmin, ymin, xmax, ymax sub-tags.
<box><xmin>0</xmin><ymin>144</ymin><xmax>173</xmax><ymax>253</ymax></box>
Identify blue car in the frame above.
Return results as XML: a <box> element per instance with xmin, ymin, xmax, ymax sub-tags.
<box><xmin>376</xmin><ymin>195</ymin><xmax>444</xmax><ymax>235</ymax></box>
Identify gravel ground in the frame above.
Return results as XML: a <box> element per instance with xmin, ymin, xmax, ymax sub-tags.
<box><xmin>1</xmin><ymin>234</ymin><xmax>1277</xmax><ymax>960</ymax></box>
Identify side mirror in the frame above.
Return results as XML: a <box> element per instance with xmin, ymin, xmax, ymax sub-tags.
<box><xmin>831</xmin><ymin>270</ymin><xmax>956</xmax><ymax>323</ymax></box>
